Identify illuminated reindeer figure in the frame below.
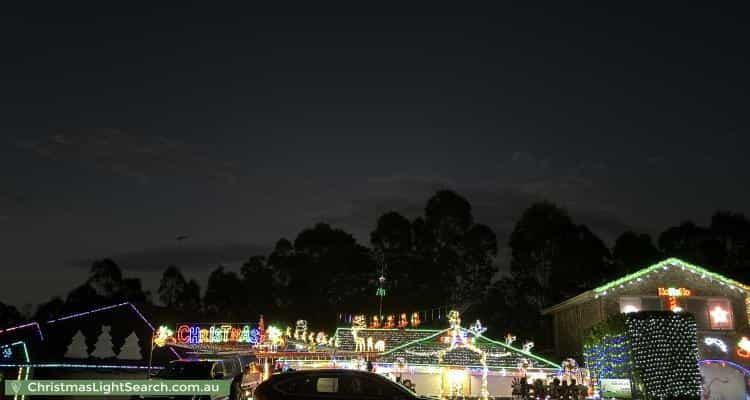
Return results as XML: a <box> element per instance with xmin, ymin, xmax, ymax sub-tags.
<box><xmin>352</xmin><ymin>315</ymin><xmax>367</xmax><ymax>352</ymax></box>
<box><xmin>522</xmin><ymin>341</ymin><xmax>534</xmax><ymax>353</ymax></box>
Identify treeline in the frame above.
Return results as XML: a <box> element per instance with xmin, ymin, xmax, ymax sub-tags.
<box><xmin>1</xmin><ymin>190</ymin><xmax>749</xmax><ymax>345</ymax></box>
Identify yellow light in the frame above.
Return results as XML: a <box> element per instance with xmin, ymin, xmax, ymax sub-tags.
<box><xmin>153</xmin><ymin>326</ymin><xmax>174</xmax><ymax>348</ymax></box>
<box><xmin>447</xmin><ymin>369</ymin><xmax>467</xmax><ymax>384</ymax></box>
<box><xmin>267</xmin><ymin>326</ymin><xmax>283</xmax><ymax>345</ymax></box>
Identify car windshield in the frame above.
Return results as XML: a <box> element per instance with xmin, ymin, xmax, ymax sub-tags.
<box><xmin>159</xmin><ymin>362</ymin><xmax>215</xmax><ymax>379</ymax></box>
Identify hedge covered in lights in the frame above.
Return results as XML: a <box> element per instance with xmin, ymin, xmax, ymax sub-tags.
<box><xmin>584</xmin><ymin>311</ymin><xmax>702</xmax><ymax>400</ymax></box>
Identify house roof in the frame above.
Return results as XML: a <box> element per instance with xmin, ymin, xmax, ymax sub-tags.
<box><xmin>333</xmin><ymin>327</ymin><xmax>440</xmax><ymax>352</ymax></box>
<box><xmin>333</xmin><ymin>326</ymin><xmax>559</xmax><ymax>370</ymax></box>
<box><xmin>542</xmin><ymin>258</ymin><xmax>750</xmax><ymax>315</ymax></box>
<box><xmin>376</xmin><ymin>327</ymin><xmax>560</xmax><ymax>370</ymax></box>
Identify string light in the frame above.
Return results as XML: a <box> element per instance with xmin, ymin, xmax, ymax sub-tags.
<box><xmin>594</xmin><ymin>258</ymin><xmax>750</xmax><ymax>296</ymax></box>
<box><xmin>585</xmin><ymin>312</ymin><xmax>702</xmax><ymax>399</ymax></box>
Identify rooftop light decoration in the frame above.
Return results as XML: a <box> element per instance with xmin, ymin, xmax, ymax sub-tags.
<box><xmin>593</xmin><ymin>258</ymin><xmax>750</xmax><ymax>299</ymax></box>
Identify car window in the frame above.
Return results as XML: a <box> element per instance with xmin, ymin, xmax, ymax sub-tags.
<box><xmin>316</xmin><ymin>377</ymin><xmax>339</xmax><ymax>393</ymax></box>
<box><xmin>275</xmin><ymin>376</ymin><xmax>316</xmax><ymax>394</ymax></box>
<box><xmin>226</xmin><ymin>358</ymin><xmax>240</xmax><ymax>376</ymax></box>
<box><xmin>211</xmin><ymin>362</ymin><xmax>225</xmax><ymax>378</ymax></box>
<box><xmin>340</xmin><ymin>376</ymin><xmax>404</xmax><ymax>398</ymax></box>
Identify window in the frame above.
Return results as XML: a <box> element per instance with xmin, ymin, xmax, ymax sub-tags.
<box><xmin>685</xmin><ymin>298</ymin><xmax>710</xmax><ymax>329</ymax></box>
<box><xmin>276</xmin><ymin>376</ymin><xmax>316</xmax><ymax>394</ymax></box>
<box><xmin>316</xmin><ymin>377</ymin><xmax>339</xmax><ymax>393</ymax></box>
<box><xmin>641</xmin><ymin>297</ymin><xmax>664</xmax><ymax>311</ymax></box>
<box><xmin>620</xmin><ymin>297</ymin><xmax>642</xmax><ymax>313</ymax></box>
<box><xmin>707</xmin><ymin>298</ymin><xmax>733</xmax><ymax>330</ymax></box>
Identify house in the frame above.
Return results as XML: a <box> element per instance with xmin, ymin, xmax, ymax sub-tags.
<box><xmin>0</xmin><ymin>302</ymin><xmax>179</xmax><ymax>386</ymax></box>
<box><xmin>333</xmin><ymin>312</ymin><xmax>562</xmax><ymax>398</ymax></box>
<box><xmin>542</xmin><ymin>258</ymin><xmax>749</xmax><ymax>362</ymax></box>
<box><xmin>542</xmin><ymin>258</ymin><xmax>750</xmax><ymax>397</ymax></box>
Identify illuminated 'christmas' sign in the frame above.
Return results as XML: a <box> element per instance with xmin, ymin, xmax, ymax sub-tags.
<box><xmin>176</xmin><ymin>324</ymin><xmax>261</xmax><ymax>345</ymax></box>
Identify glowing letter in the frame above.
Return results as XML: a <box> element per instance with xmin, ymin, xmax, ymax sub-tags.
<box><xmin>177</xmin><ymin>325</ymin><xmax>190</xmax><ymax>343</ymax></box>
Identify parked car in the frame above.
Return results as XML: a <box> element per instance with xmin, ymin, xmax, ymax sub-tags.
<box><xmin>253</xmin><ymin>369</ymin><xmax>423</xmax><ymax>400</ymax></box>
<box><xmin>135</xmin><ymin>357</ymin><xmax>246</xmax><ymax>400</ymax></box>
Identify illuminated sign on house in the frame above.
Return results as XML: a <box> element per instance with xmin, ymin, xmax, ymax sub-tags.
<box><xmin>657</xmin><ymin>287</ymin><xmax>692</xmax><ymax>297</ymax></box>
<box><xmin>175</xmin><ymin>323</ymin><xmax>261</xmax><ymax>345</ymax></box>
<box><xmin>658</xmin><ymin>287</ymin><xmax>692</xmax><ymax>312</ymax></box>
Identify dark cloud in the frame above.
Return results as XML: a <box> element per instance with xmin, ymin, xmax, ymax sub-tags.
<box><xmin>69</xmin><ymin>241</ymin><xmax>269</xmax><ymax>272</ymax></box>
<box><xmin>323</xmin><ymin>155</ymin><xmax>636</xmax><ymax>253</ymax></box>
<box><xmin>18</xmin><ymin>129</ymin><xmax>241</xmax><ymax>184</ymax></box>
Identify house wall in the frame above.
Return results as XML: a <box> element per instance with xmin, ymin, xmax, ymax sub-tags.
<box><xmin>551</xmin><ymin>268</ymin><xmax>749</xmax><ymax>360</ymax></box>
<box><xmin>395</xmin><ymin>370</ymin><xmax>517</xmax><ymax>398</ymax></box>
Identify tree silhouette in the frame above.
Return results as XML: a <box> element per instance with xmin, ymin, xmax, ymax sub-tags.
<box><xmin>158</xmin><ymin>265</ymin><xmax>187</xmax><ymax>308</ymax></box>
<box><xmin>510</xmin><ymin>202</ymin><xmax>611</xmax><ymax>308</ymax></box>
<box><xmin>612</xmin><ymin>231</ymin><xmax>662</xmax><ymax>275</ymax></box>
<box><xmin>240</xmin><ymin>256</ymin><xmax>276</xmax><ymax>317</ymax></box>
<box><xmin>204</xmin><ymin>266</ymin><xmax>245</xmax><ymax>319</ymax></box>
<box><xmin>710</xmin><ymin>211</ymin><xmax>750</xmax><ymax>280</ymax></box>
<box><xmin>0</xmin><ymin>302</ymin><xmax>23</xmax><ymax>329</ymax></box>
<box><xmin>88</xmin><ymin>259</ymin><xmax>123</xmax><ymax>298</ymax></box>
<box><xmin>658</xmin><ymin>221</ymin><xmax>724</xmax><ymax>269</ymax></box>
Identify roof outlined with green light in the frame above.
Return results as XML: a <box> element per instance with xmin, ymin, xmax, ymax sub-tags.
<box><xmin>594</xmin><ymin>258</ymin><xmax>750</xmax><ymax>294</ymax></box>
<box><xmin>543</xmin><ymin>257</ymin><xmax>750</xmax><ymax>314</ymax></box>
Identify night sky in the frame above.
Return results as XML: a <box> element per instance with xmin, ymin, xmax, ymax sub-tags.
<box><xmin>1</xmin><ymin>3</ymin><xmax>748</xmax><ymax>307</ymax></box>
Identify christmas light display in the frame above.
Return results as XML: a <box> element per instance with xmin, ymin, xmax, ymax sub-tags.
<box><xmin>584</xmin><ymin>312</ymin><xmax>702</xmax><ymax>399</ymax></box>
<box><xmin>703</xmin><ymin>337</ymin><xmax>728</xmax><ymax>353</ymax></box>
<box><xmin>657</xmin><ymin>287</ymin><xmax>692</xmax><ymax>312</ymax></box>
<box><xmin>626</xmin><ymin>312</ymin><xmax>701</xmax><ymax>399</ymax></box>
<box><xmin>594</xmin><ymin>258</ymin><xmax>750</xmax><ymax>298</ymax></box>
<box><xmin>153</xmin><ymin>326</ymin><xmax>174</xmax><ymax>348</ymax></box>
<box><xmin>410</xmin><ymin>312</ymin><xmax>421</xmax><ymax>327</ymax></box>
<box><xmin>44</xmin><ymin>302</ymin><xmax>179</xmax><ymax>357</ymax></box>
<box><xmin>657</xmin><ymin>287</ymin><xmax>692</xmax><ymax>297</ymax></box>
<box><xmin>0</xmin><ymin>322</ymin><xmax>44</xmax><ymax>341</ymax></box>
<box><xmin>736</xmin><ymin>336</ymin><xmax>750</xmax><ymax>358</ymax></box>
<box><xmin>175</xmin><ymin>323</ymin><xmax>262</xmax><ymax>345</ymax></box>
<box><xmin>294</xmin><ymin>320</ymin><xmax>308</xmax><ymax>341</ymax></box>
<box><xmin>266</xmin><ymin>326</ymin><xmax>283</xmax><ymax>346</ymax></box>
<box><xmin>707</xmin><ymin>299</ymin><xmax>733</xmax><ymax>329</ymax></box>
<box><xmin>0</xmin><ymin>341</ymin><xmax>29</xmax><ymax>364</ymax></box>
<box><xmin>0</xmin><ymin>362</ymin><xmax>162</xmax><ymax>370</ymax></box>
<box><xmin>338</xmin><ymin>306</ymin><xmax>451</xmax><ymax>327</ymax></box>
<box><xmin>398</xmin><ymin>313</ymin><xmax>408</xmax><ymax>329</ymax></box>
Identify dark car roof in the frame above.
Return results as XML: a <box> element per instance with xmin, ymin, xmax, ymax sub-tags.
<box><xmin>256</xmin><ymin>369</ymin><xmax>418</xmax><ymax>398</ymax></box>
<box><xmin>269</xmin><ymin>369</ymin><xmax>381</xmax><ymax>377</ymax></box>
<box><xmin>171</xmin><ymin>358</ymin><xmax>223</xmax><ymax>363</ymax></box>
